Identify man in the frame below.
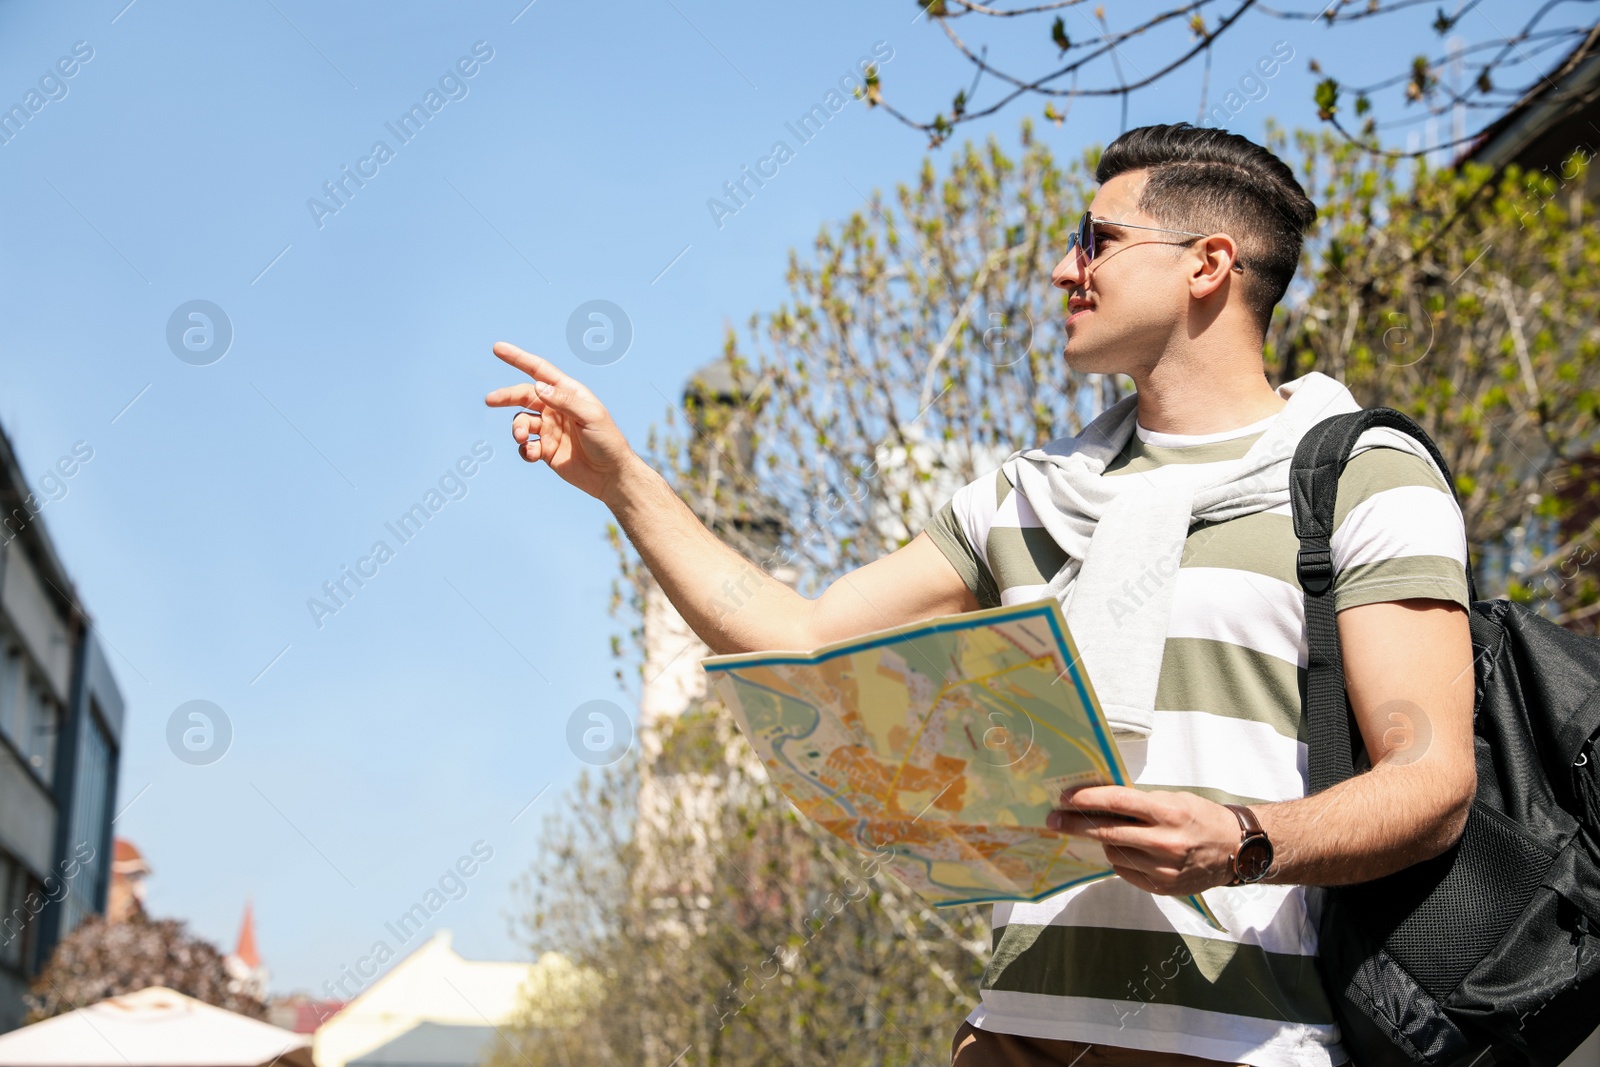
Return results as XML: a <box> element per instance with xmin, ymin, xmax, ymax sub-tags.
<box><xmin>485</xmin><ymin>122</ymin><xmax>1477</xmax><ymax>1067</ymax></box>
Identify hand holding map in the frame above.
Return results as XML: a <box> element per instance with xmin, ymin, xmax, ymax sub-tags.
<box><xmin>702</xmin><ymin>597</ymin><xmax>1225</xmax><ymax>932</ymax></box>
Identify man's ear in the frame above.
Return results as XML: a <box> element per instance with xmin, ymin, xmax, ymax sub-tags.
<box><xmin>1188</xmin><ymin>234</ymin><xmax>1241</xmax><ymax>300</ymax></box>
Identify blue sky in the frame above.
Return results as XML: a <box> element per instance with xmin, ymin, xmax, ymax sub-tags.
<box><xmin>0</xmin><ymin>0</ymin><xmax>1523</xmax><ymax>995</ymax></box>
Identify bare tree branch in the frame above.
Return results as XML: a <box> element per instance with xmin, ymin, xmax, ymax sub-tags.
<box><xmin>875</xmin><ymin>0</ymin><xmax>1600</xmax><ymax>164</ymax></box>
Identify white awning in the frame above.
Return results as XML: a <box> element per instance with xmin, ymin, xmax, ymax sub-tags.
<box><xmin>0</xmin><ymin>986</ymin><xmax>314</xmax><ymax>1067</ymax></box>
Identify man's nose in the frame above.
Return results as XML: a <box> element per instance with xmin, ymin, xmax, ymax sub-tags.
<box><xmin>1051</xmin><ymin>247</ymin><xmax>1087</xmax><ymax>291</ymax></box>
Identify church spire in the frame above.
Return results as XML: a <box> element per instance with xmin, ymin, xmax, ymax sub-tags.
<box><xmin>225</xmin><ymin>897</ymin><xmax>269</xmax><ymax>1000</ymax></box>
<box><xmin>234</xmin><ymin>899</ymin><xmax>260</xmax><ymax>969</ymax></box>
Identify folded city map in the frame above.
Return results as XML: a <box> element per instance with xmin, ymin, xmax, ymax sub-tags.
<box><xmin>702</xmin><ymin>597</ymin><xmax>1224</xmax><ymax>932</ymax></box>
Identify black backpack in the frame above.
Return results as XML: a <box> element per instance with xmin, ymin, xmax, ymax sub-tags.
<box><xmin>1290</xmin><ymin>407</ymin><xmax>1600</xmax><ymax>1067</ymax></box>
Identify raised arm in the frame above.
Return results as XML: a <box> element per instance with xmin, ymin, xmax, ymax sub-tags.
<box><xmin>485</xmin><ymin>342</ymin><xmax>978</xmax><ymax>655</ymax></box>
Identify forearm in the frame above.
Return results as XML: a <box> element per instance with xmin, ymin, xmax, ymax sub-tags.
<box><xmin>1256</xmin><ymin>756</ymin><xmax>1474</xmax><ymax>886</ymax></box>
<box><xmin>602</xmin><ymin>453</ymin><xmax>815</xmax><ymax>655</ymax></box>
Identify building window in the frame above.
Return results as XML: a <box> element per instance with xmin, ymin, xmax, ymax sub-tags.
<box><xmin>0</xmin><ymin>641</ymin><xmax>20</xmax><ymax>753</ymax></box>
<box><xmin>0</xmin><ymin>851</ymin><xmax>40</xmax><ymax>975</ymax></box>
<box><xmin>22</xmin><ymin>677</ymin><xmax>58</xmax><ymax>786</ymax></box>
<box><xmin>60</xmin><ymin>704</ymin><xmax>112</xmax><ymax>938</ymax></box>
<box><xmin>0</xmin><ymin>633</ymin><xmax>60</xmax><ymax>786</ymax></box>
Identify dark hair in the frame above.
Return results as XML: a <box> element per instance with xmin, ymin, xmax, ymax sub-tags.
<box><xmin>1095</xmin><ymin>122</ymin><xmax>1317</xmax><ymax>332</ymax></box>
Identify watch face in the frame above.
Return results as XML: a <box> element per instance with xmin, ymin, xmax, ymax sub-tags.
<box><xmin>1237</xmin><ymin>837</ymin><xmax>1273</xmax><ymax>882</ymax></box>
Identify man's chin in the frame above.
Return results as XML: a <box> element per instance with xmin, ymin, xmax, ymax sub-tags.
<box><xmin>1063</xmin><ymin>343</ymin><xmax>1116</xmax><ymax>377</ymax></box>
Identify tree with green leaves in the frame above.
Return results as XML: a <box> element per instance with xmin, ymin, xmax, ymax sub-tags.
<box><xmin>1279</xmin><ymin>127</ymin><xmax>1600</xmax><ymax>626</ymax></box>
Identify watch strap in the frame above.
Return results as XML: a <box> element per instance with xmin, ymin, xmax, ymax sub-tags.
<box><xmin>1225</xmin><ymin>803</ymin><xmax>1264</xmax><ymax>837</ymax></box>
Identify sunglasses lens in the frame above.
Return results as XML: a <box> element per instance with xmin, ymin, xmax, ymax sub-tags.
<box><xmin>1076</xmin><ymin>212</ymin><xmax>1093</xmax><ymax>262</ymax></box>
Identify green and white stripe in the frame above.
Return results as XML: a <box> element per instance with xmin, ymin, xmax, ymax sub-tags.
<box><xmin>923</xmin><ymin>414</ymin><xmax>1470</xmax><ymax>1067</ymax></box>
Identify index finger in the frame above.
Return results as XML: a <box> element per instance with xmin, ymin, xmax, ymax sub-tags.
<box><xmin>492</xmin><ymin>341</ymin><xmax>571</xmax><ymax>388</ymax></box>
<box><xmin>1058</xmin><ymin>785</ymin><xmax>1153</xmax><ymax>822</ymax></box>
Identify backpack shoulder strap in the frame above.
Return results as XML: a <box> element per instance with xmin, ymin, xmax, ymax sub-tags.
<box><xmin>1290</xmin><ymin>407</ymin><xmax>1474</xmax><ymax>794</ymax></box>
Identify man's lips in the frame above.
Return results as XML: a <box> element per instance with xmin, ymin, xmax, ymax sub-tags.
<box><xmin>1067</xmin><ymin>305</ymin><xmax>1093</xmax><ymax>325</ymax></box>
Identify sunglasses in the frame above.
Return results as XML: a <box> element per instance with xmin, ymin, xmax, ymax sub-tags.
<box><xmin>1065</xmin><ymin>210</ymin><xmax>1245</xmax><ymax>273</ymax></box>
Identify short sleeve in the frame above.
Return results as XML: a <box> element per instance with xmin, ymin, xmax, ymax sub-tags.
<box><xmin>1330</xmin><ymin>447</ymin><xmax>1471</xmax><ymax>612</ymax></box>
<box><xmin>923</xmin><ymin>483</ymin><xmax>1003</xmax><ymax>610</ymax></box>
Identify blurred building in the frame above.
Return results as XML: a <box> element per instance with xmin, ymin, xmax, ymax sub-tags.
<box><xmin>633</xmin><ymin>358</ymin><xmax>790</xmax><ymax>931</ymax></box>
<box><xmin>636</xmin><ymin>356</ymin><xmax>789</xmax><ymax>736</ymax></box>
<box><xmin>633</xmin><ymin>356</ymin><xmax>1009</xmax><ymax>915</ymax></box>
<box><xmin>107</xmin><ymin>837</ymin><xmax>150</xmax><ymax>923</ymax></box>
<box><xmin>310</xmin><ymin>930</ymin><xmax>587</xmax><ymax>1067</ymax></box>
<box><xmin>264</xmin><ymin>993</ymin><xmax>344</xmax><ymax>1036</ymax></box>
<box><xmin>0</xmin><ymin>424</ymin><xmax>125</xmax><ymax>1032</ymax></box>
<box><xmin>1456</xmin><ymin>33</ymin><xmax>1600</xmax><ymax>191</ymax></box>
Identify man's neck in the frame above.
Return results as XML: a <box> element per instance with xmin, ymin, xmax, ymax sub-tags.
<box><xmin>1129</xmin><ymin>344</ymin><xmax>1286</xmax><ymax>436</ymax></box>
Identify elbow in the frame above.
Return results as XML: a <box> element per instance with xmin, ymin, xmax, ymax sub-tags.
<box><xmin>1426</xmin><ymin>762</ymin><xmax>1478</xmax><ymax>859</ymax></box>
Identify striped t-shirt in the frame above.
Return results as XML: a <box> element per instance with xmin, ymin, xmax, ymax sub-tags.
<box><xmin>922</xmin><ymin>409</ymin><xmax>1470</xmax><ymax>1067</ymax></box>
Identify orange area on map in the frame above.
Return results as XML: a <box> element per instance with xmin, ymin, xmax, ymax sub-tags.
<box><xmin>821</xmin><ymin>745</ymin><xmax>968</xmax><ymax>816</ymax></box>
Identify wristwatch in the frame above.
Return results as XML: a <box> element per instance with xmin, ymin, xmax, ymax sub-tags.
<box><xmin>1224</xmin><ymin>804</ymin><xmax>1274</xmax><ymax>886</ymax></box>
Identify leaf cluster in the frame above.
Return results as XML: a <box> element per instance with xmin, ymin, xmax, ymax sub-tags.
<box><xmin>1278</xmin><ymin>125</ymin><xmax>1600</xmax><ymax>625</ymax></box>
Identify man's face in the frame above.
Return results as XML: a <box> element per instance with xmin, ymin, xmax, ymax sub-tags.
<box><xmin>1050</xmin><ymin>169</ymin><xmax>1194</xmax><ymax>377</ymax></box>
